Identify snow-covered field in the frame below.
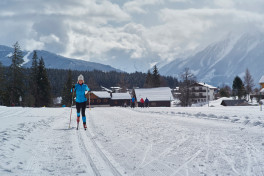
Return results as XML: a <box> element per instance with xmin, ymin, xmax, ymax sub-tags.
<box><xmin>0</xmin><ymin>104</ymin><xmax>264</xmax><ymax>176</ymax></box>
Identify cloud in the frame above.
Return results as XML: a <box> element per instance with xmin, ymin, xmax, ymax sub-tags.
<box><xmin>123</xmin><ymin>0</ymin><xmax>164</xmax><ymax>14</ymax></box>
<box><xmin>1</xmin><ymin>0</ymin><xmax>264</xmax><ymax>72</ymax></box>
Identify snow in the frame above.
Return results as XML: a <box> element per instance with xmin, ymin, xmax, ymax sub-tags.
<box><xmin>6</xmin><ymin>52</ymin><xmax>12</xmax><ymax>57</ymax></box>
<box><xmin>134</xmin><ymin>87</ymin><xmax>173</xmax><ymax>101</ymax></box>
<box><xmin>92</xmin><ymin>91</ymin><xmax>111</xmax><ymax>98</ymax></box>
<box><xmin>111</xmin><ymin>93</ymin><xmax>131</xmax><ymax>100</ymax></box>
<box><xmin>101</xmin><ymin>86</ymin><xmax>112</xmax><ymax>92</ymax></box>
<box><xmin>197</xmin><ymin>82</ymin><xmax>217</xmax><ymax>89</ymax></box>
<box><xmin>21</xmin><ymin>51</ymin><xmax>31</xmax><ymax>66</ymax></box>
<box><xmin>259</xmin><ymin>75</ymin><xmax>264</xmax><ymax>84</ymax></box>
<box><xmin>0</xmin><ymin>103</ymin><xmax>264</xmax><ymax>175</ymax></box>
<box><xmin>261</xmin><ymin>88</ymin><xmax>264</xmax><ymax>93</ymax></box>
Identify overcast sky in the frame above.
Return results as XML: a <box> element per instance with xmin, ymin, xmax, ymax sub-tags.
<box><xmin>1</xmin><ymin>0</ymin><xmax>264</xmax><ymax>71</ymax></box>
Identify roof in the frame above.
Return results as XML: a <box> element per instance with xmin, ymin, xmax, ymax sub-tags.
<box><xmin>92</xmin><ymin>91</ymin><xmax>111</xmax><ymax>98</ymax></box>
<box><xmin>197</xmin><ymin>83</ymin><xmax>217</xmax><ymax>89</ymax></box>
<box><xmin>111</xmin><ymin>93</ymin><xmax>131</xmax><ymax>100</ymax></box>
<box><xmin>221</xmin><ymin>100</ymin><xmax>246</xmax><ymax>106</ymax></box>
<box><xmin>101</xmin><ymin>86</ymin><xmax>112</xmax><ymax>93</ymax></box>
<box><xmin>259</xmin><ymin>76</ymin><xmax>264</xmax><ymax>84</ymax></box>
<box><xmin>260</xmin><ymin>88</ymin><xmax>264</xmax><ymax>93</ymax></box>
<box><xmin>134</xmin><ymin>87</ymin><xmax>173</xmax><ymax>101</ymax></box>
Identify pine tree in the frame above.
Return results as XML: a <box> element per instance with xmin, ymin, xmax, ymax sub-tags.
<box><xmin>30</xmin><ymin>50</ymin><xmax>39</xmax><ymax>106</ymax></box>
<box><xmin>0</xmin><ymin>61</ymin><xmax>4</xmax><ymax>105</ymax></box>
<box><xmin>244</xmin><ymin>68</ymin><xmax>254</xmax><ymax>101</ymax></box>
<box><xmin>8</xmin><ymin>42</ymin><xmax>25</xmax><ymax>106</ymax></box>
<box><xmin>37</xmin><ymin>57</ymin><xmax>52</xmax><ymax>107</ymax></box>
<box><xmin>232</xmin><ymin>76</ymin><xmax>245</xmax><ymax>100</ymax></box>
<box><xmin>61</xmin><ymin>70</ymin><xmax>73</xmax><ymax>107</ymax></box>
<box><xmin>152</xmin><ymin>65</ymin><xmax>160</xmax><ymax>87</ymax></box>
<box><xmin>144</xmin><ymin>70</ymin><xmax>152</xmax><ymax>88</ymax></box>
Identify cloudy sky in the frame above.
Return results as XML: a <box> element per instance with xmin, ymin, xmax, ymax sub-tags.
<box><xmin>1</xmin><ymin>0</ymin><xmax>264</xmax><ymax>72</ymax></box>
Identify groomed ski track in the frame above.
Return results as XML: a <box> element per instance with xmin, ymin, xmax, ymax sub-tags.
<box><xmin>77</xmin><ymin>116</ymin><xmax>123</xmax><ymax>176</ymax></box>
<box><xmin>0</xmin><ymin>106</ymin><xmax>263</xmax><ymax>175</ymax></box>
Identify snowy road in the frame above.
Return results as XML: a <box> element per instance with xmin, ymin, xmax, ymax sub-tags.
<box><xmin>0</xmin><ymin>106</ymin><xmax>264</xmax><ymax>176</ymax></box>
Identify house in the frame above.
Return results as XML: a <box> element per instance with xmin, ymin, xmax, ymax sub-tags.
<box><xmin>221</xmin><ymin>100</ymin><xmax>248</xmax><ymax>106</ymax></box>
<box><xmin>110</xmin><ymin>92</ymin><xmax>131</xmax><ymax>107</ymax></box>
<box><xmin>133</xmin><ymin>87</ymin><xmax>174</xmax><ymax>107</ymax></box>
<box><xmin>110</xmin><ymin>87</ymin><xmax>122</xmax><ymax>93</ymax></box>
<box><xmin>259</xmin><ymin>75</ymin><xmax>264</xmax><ymax>93</ymax></box>
<box><xmin>88</xmin><ymin>91</ymin><xmax>111</xmax><ymax>106</ymax></box>
<box><xmin>190</xmin><ymin>83</ymin><xmax>217</xmax><ymax>103</ymax></box>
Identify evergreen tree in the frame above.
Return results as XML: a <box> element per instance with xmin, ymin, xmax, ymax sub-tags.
<box><xmin>152</xmin><ymin>65</ymin><xmax>160</xmax><ymax>87</ymax></box>
<box><xmin>8</xmin><ymin>42</ymin><xmax>25</xmax><ymax>106</ymax></box>
<box><xmin>243</xmin><ymin>68</ymin><xmax>254</xmax><ymax>101</ymax></box>
<box><xmin>37</xmin><ymin>57</ymin><xmax>52</xmax><ymax>107</ymax></box>
<box><xmin>232</xmin><ymin>76</ymin><xmax>245</xmax><ymax>100</ymax></box>
<box><xmin>118</xmin><ymin>73</ymin><xmax>128</xmax><ymax>92</ymax></box>
<box><xmin>144</xmin><ymin>70</ymin><xmax>152</xmax><ymax>88</ymax></box>
<box><xmin>61</xmin><ymin>70</ymin><xmax>73</xmax><ymax>106</ymax></box>
<box><xmin>0</xmin><ymin>62</ymin><xmax>4</xmax><ymax>105</ymax></box>
<box><xmin>30</xmin><ymin>50</ymin><xmax>39</xmax><ymax>106</ymax></box>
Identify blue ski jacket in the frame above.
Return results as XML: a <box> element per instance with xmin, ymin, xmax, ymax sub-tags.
<box><xmin>72</xmin><ymin>83</ymin><xmax>90</xmax><ymax>103</ymax></box>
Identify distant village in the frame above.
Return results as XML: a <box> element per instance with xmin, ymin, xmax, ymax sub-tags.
<box><xmin>57</xmin><ymin>75</ymin><xmax>264</xmax><ymax>108</ymax></box>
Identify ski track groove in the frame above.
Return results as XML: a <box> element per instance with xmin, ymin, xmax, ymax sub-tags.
<box><xmin>169</xmin><ymin>149</ymin><xmax>202</xmax><ymax>176</ymax></box>
<box><xmin>87</xmin><ymin>111</ymin><xmax>123</xmax><ymax>176</ymax></box>
<box><xmin>77</xmin><ymin>129</ymin><xmax>101</xmax><ymax>176</ymax></box>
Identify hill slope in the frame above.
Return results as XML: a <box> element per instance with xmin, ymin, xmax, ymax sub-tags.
<box><xmin>0</xmin><ymin>45</ymin><xmax>120</xmax><ymax>72</ymax></box>
<box><xmin>160</xmin><ymin>32</ymin><xmax>264</xmax><ymax>86</ymax></box>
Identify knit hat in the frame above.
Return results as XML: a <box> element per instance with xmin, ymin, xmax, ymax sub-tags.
<box><xmin>78</xmin><ymin>74</ymin><xmax>84</xmax><ymax>81</ymax></box>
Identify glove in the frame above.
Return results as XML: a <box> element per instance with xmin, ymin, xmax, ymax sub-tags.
<box><xmin>72</xmin><ymin>85</ymin><xmax>75</xmax><ymax>89</ymax></box>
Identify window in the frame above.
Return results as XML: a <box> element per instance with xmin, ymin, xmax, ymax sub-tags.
<box><xmin>97</xmin><ymin>99</ymin><xmax>101</xmax><ymax>103</ymax></box>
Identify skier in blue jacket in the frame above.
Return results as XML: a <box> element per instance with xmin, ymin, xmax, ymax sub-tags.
<box><xmin>72</xmin><ymin>74</ymin><xmax>90</xmax><ymax>130</ymax></box>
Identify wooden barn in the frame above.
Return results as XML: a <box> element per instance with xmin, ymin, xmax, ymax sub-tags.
<box><xmin>133</xmin><ymin>87</ymin><xmax>174</xmax><ymax>107</ymax></box>
<box><xmin>87</xmin><ymin>91</ymin><xmax>111</xmax><ymax>107</ymax></box>
<box><xmin>110</xmin><ymin>93</ymin><xmax>131</xmax><ymax>107</ymax></box>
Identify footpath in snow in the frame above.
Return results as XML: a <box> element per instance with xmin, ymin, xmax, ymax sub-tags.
<box><xmin>0</xmin><ymin>105</ymin><xmax>264</xmax><ymax>176</ymax></box>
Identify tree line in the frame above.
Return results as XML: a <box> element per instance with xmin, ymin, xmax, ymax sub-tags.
<box><xmin>0</xmin><ymin>42</ymin><xmax>179</xmax><ymax>107</ymax></box>
<box><xmin>177</xmin><ymin>67</ymin><xmax>256</xmax><ymax>106</ymax></box>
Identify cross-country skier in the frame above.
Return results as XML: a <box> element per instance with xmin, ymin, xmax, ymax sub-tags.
<box><xmin>72</xmin><ymin>74</ymin><xmax>90</xmax><ymax>130</ymax></box>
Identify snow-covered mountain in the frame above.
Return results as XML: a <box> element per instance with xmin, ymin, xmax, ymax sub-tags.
<box><xmin>0</xmin><ymin>45</ymin><xmax>121</xmax><ymax>72</ymax></box>
<box><xmin>160</xmin><ymin>32</ymin><xmax>264</xmax><ymax>87</ymax></box>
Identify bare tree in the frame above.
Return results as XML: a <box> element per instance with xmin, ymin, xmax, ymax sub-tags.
<box><xmin>244</xmin><ymin>68</ymin><xmax>254</xmax><ymax>101</ymax></box>
<box><xmin>179</xmin><ymin>68</ymin><xmax>196</xmax><ymax>107</ymax></box>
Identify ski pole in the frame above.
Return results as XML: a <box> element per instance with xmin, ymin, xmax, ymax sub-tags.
<box><xmin>69</xmin><ymin>88</ymin><xmax>74</xmax><ymax>128</ymax></box>
<box><xmin>89</xmin><ymin>91</ymin><xmax>91</xmax><ymax>110</ymax></box>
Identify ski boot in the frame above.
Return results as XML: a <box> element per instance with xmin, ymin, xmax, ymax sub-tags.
<box><xmin>83</xmin><ymin>123</ymin><xmax>87</xmax><ymax>130</ymax></box>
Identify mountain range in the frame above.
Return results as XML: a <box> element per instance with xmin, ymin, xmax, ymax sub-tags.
<box><xmin>159</xmin><ymin>32</ymin><xmax>264</xmax><ymax>87</ymax></box>
<box><xmin>1</xmin><ymin>31</ymin><xmax>264</xmax><ymax>87</ymax></box>
<box><xmin>0</xmin><ymin>45</ymin><xmax>120</xmax><ymax>72</ymax></box>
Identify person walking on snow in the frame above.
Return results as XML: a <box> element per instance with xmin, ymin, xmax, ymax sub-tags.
<box><xmin>140</xmin><ymin>98</ymin><xmax>144</xmax><ymax>108</ymax></box>
<box><xmin>72</xmin><ymin>74</ymin><xmax>90</xmax><ymax>130</ymax></box>
<box><xmin>145</xmin><ymin>97</ymin><xmax>149</xmax><ymax>107</ymax></box>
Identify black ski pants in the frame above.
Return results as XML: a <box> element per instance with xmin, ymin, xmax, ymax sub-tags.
<box><xmin>76</xmin><ymin>102</ymin><xmax>86</xmax><ymax>117</ymax></box>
